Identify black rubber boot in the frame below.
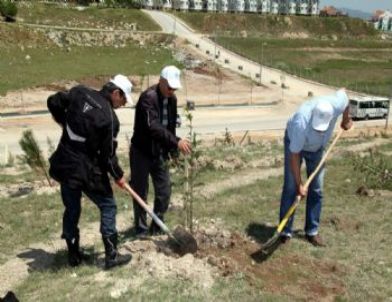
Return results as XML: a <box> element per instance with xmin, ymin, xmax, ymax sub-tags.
<box><xmin>65</xmin><ymin>235</ymin><xmax>90</xmax><ymax>267</ymax></box>
<box><xmin>65</xmin><ymin>238</ymin><xmax>81</xmax><ymax>267</ymax></box>
<box><xmin>74</xmin><ymin>235</ymin><xmax>91</xmax><ymax>262</ymax></box>
<box><xmin>102</xmin><ymin>234</ymin><xmax>132</xmax><ymax>270</ymax></box>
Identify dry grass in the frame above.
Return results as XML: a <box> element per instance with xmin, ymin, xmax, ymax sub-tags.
<box><xmin>1</xmin><ymin>134</ymin><xmax>391</xmax><ymax>300</ymax></box>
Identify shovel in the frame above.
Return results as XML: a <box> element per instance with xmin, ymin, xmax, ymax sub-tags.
<box><xmin>261</xmin><ymin>128</ymin><xmax>344</xmax><ymax>253</ymax></box>
<box><xmin>123</xmin><ymin>183</ymin><xmax>198</xmax><ymax>256</ymax></box>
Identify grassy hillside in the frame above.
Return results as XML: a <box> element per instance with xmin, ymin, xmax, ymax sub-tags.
<box><xmin>173</xmin><ymin>12</ymin><xmax>391</xmax><ymax>95</ymax></box>
<box><xmin>215</xmin><ymin>36</ymin><xmax>392</xmax><ymax>96</ymax></box>
<box><xmin>0</xmin><ymin>3</ymin><xmax>176</xmax><ymax>95</ymax></box>
<box><xmin>174</xmin><ymin>12</ymin><xmax>378</xmax><ymax>39</ymax></box>
<box><xmin>0</xmin><ymin>23</ymin><xmax>176</xmax><ymax>95</ymax></box>
<box><xmin>17</xmin><ymin>2</ymin><xmax>160</xmax><ymax>31</ymax></box>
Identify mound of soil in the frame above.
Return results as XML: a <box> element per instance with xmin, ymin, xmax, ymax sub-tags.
<box><xmin>122</xmin><ymin>239</ymin><xmax>217</xmax><ymax>289</ymax></box>
<box><xmin>121</xmin><ymin>224</ymin><xmax>346</xmax><ymax>300</ymax></box>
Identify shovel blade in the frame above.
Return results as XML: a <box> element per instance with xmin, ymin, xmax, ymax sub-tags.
<box><xmin>169</xmin><ymin>226</ymin><xmax>198</xmax><ymax>256</ymax></box>
<box><xmin>260</xmin><ymin>232</ymin><xmax>281</xmax><ymax>254</ymax></box>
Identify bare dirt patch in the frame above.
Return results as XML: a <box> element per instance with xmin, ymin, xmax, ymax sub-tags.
<box><xmin>327</xmin><ymin>215</ymin><xmax>364</xmax><ymax>233</ymax></box>
<box><xmin>0</xmin><ymin>64</ymin><xmax>279</xmax><ymax>114</ymax></box>
<box><xmin>122</xmin><ymin>223</ymin><xmax>347</xmax><ymax>300</ymax></box>
<box><xmin>192</xmin><ymin>226</ymin><xmax>346</xmax><ymax>300</ymax></box>
<box><xmin>120</xmin><ymin>237</ymin><xmax>218</xmax><ymax>290</ymax></box>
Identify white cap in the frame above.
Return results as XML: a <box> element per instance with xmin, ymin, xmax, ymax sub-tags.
<box><xmin>312</xmin><ymin>100</ymin><xmax>334</xmax><ymax>131</ymax></box>
<box><xmin>160</xmin><ymin>65</ymin><xmax>182</xmax><ymax>89</ymax></box>
<box><xmin>110</xmin><ymin>74</ymin><xmax>133</xmax><ymax>104</ymax></box>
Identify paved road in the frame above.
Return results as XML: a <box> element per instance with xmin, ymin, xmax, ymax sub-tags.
<box><xmin>0</xmin><ymin>106</ymin><xmax>281</xmax><ymax>158</ymax></box>
<box><xmin>0</xmin><ymin>106</ymin><xmax>388</xmax><ymax>162</ymax></box>
<box><xmin>144</xmin><ymin>9</ymin><xmax>338</xmax><ymax>100</ymax></box>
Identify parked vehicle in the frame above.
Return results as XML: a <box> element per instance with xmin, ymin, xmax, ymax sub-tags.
<box><xmin>349</xmin><ymin>96</ymin><xmax>390</xmax><ymax>120</ymax></box>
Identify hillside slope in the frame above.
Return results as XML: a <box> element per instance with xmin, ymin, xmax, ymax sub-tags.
<box><xmin>174</xmin><ymin>12</ymin><xmax>378</xmax><ymax>39</ymax></box>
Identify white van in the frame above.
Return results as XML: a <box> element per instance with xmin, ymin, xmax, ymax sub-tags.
<box><xmin>349</xmin><ymin>96</ymin><xmax>390</xmax><ymax>120</ymax></box>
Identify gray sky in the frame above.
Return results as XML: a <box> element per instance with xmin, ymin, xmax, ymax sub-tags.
<box><xmin>320</xmin><ymin>0</ymin><xmax>392</xmax><ymax>13</ymax></box>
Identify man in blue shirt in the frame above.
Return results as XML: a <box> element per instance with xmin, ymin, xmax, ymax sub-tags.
<box><xmin>279</xmin><ymin>89</ymin><xmax>352</xmax><ymax>246</ymax></box>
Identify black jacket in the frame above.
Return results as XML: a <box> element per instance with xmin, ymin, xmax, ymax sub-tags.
<box><xmin>131</xmin><ymin>84</ymin><xmax>179</xmax><ymax>158</ymax></box>
<box><xmin>47</xmin><ymin>85</ymin><xmax>123</xmax><ymax>196</ymax></box>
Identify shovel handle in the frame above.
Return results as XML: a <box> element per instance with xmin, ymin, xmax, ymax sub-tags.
<box><xmin>277</xmin><ymin>128</ymin><xmax>344</xmax><ymax>233</ymax></box>
<box><xmin>123</xmin><ymin>182</ymin><xmax>171</xmax><ymax>235</ymax></box>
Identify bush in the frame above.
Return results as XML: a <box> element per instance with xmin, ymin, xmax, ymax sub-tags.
<box><xmin>103</xmin><ymin>0</ymin><xmax>142</xmax><ymax>8</ymax></box>
<box><xmin>76</xmin><ymin>0</ymin><xmax>91</xmax><ymax>6</ymax></box>
<box><xmin>352</xmin><ymin>150</ymin><xmax>392</xmax><ymax>190</ymax></box>
<box><xmin>0</xmin><ymin>0</ymin><xmax>18</xmax><ymax>21</ymax></box>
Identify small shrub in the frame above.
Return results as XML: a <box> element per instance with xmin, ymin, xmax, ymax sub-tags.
<box><xmin>223</xmin><ymin>128</ymin><xmax>234</xmax><ymax>146</ymax></box>
<box><xmin>0</xmin><ymin>0</ymin><xmax>17</xmax><ymax>21</ymax></box>
<box><xmin>182</xmin><ymin>107</ymin><xmax>202</xmax><ymax>232</ymax></box>
<box><xmin>6</xmin><ymin>152</ymin><xmax>14</xmax><ymax>167</ymax></box>
<box><xmin>19</xmin><ymin>130</ymin><xmax>51</xmax><ymax>186</ymax></box>
<box><xmin>46</xmin><ymin>136</ymin><xmax>56</xmax><ymax>156</ymax></box>
<box><xmin>77</xmin><ymin>0</ymin><xmax>92</xmax><ymax>5</ymax></box>
<box><xmin>380</xmin><ymin>131</ymin><xmax>390</xmax><ymax>139</ymax></box>
<box><xmin>352</xmin><ymin>150</ymin><xmax>392</xmax><ymax>190</ymax></box>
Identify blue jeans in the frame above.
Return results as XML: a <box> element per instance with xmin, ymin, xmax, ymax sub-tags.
<box><xmin>61</xmin><ymin>183</ymin><xmax>117</xmax><ymax>240</ymax></box>
<box><xmin>279</xmin><ymin>133</ymin><xmax>325</xmax><ymax>237</ymax></box>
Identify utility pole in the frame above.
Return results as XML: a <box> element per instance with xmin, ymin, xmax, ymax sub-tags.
<box><xmin>20</xmin><ymin>89</ymin><xmax>25</xmax><ymax>114</ymax></box>
<box><xmin>214</xmin><ymin>30</ymin><xmax>217</xmax><ymax>63</ymax></box>
<box><xmin>280</xmin><ymin>74</ymin><xmax>285</xmax><ymax>103</ymax></box>
<box><xmin>260</xmin><ymin>42</ymin><xmax>266</xmax><ymax>83</ymax></box>
<box><xmin>250</xmin><ymin>73</ymin><xmax>253</xmax><ymax>105</ymax></box>
<box><xmin>258</xmin><ymin>43</ymin><xmax>262</xmax><ymax>85</ymax></box>
<box><xmin>173</xmin><ymin>15</ymin><xmax>177</xmax><ymax>35</ymax></box>
<box><xmin>217</xmin><ymin>72</ymin><xmax>221</xmax><ymax>106</ymax></box>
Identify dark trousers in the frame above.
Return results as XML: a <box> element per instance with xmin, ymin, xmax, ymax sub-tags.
<box><xmin>60</xmin><ymin>183</ymin><xmax>117</xmax><ymax>240</ymax></box>
<box><xmin>129</xmin><ymin>146</ymin><xmax>171</xmax><ymax>233</ymax></box>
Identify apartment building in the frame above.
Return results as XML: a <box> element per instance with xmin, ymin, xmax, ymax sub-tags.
<box><xmin>143</xmin><ymin>0</ymin><xmax>319</xmax><ymax>15</ymax></box>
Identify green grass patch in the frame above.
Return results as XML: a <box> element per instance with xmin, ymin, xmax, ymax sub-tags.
<box><xmin>0</xmin><ymin>192</ymin><xmax>63</xmax><ymax>256</ymax></box>
<box><xmin>0</xmin><ymin>36</ymin><xmax>176</xmax><ymax>94</ymax></box>
<box><xmin>0</xmin><ymin>190</ymin><xmax>109</xmax><ymax>258</ymax></box>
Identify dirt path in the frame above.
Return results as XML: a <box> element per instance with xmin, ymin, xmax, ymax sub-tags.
<box><xmin>198</xmin><ymin>167</ymin><xmax>282</xmax><ymax>200</ymax></box>
<box><xmin>0</xmin><ymin>67</ymin><xmax>284</xmax><ymax>114</ymax></box>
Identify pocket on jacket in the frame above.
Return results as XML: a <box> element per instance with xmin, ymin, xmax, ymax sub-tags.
<box><xmin>84</xmin><ymin>159</ymin><xmax>111</xmax><ymax>196</ymax></box>
<box><xmin>49</xmin><ymin>145</ymin><xmax>88</xmax><ymax>188</ymax></box>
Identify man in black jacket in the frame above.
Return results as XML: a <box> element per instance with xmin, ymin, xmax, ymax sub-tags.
<box><xmin>130</xmin><ymin>65</ymin><xmax>191</xmax><ymax>238</ymax></box>
<box><xmin>47</xmin><ymin>74</ymin><xmax>132</xmax><ymax>269</ymax></box>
